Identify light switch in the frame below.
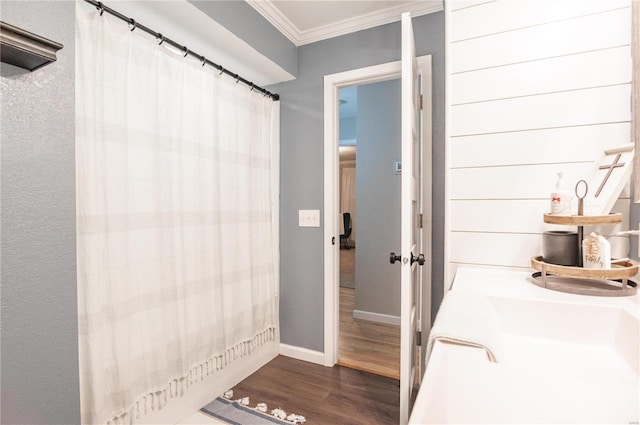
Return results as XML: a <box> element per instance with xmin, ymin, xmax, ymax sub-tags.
<box><xmin>299</xmin><ymin>209</ymin><xmax>320</xmax><ymax>227</ymax></box>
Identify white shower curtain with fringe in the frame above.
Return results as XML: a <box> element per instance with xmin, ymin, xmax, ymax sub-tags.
<box><xmin>75</xmin><ymin>6</ymin><xmax>279</xmax><ymax>425</ymax></box>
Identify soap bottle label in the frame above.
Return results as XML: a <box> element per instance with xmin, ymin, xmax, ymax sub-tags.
<box><xmin>550</xmin><ymin>193</ymin><xmax>565</xmax><ymax>214</ymax></box>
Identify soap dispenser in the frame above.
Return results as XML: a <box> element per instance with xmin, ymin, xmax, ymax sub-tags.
<box><xmin>550</xmin><ymin>171</ymin><xmax>570</xmax><ymax>215</ymax></box>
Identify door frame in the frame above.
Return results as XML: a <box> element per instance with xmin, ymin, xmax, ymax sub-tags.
<box><xmin>323</xmin><ymin>56</ymin><xmax>431</xmax><ymax>367</ymax></box>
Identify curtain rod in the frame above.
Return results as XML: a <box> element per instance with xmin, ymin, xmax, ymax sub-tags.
<box><xmin>84</xmin><ymin>0</ymin><xmax>280</xmax><ymax>101</ymax></box>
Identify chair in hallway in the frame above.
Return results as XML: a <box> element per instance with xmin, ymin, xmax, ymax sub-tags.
<box><xmin>340</xmin><ymin>212</ymin><xmax>352</xmax><ymax>250</ymax></box>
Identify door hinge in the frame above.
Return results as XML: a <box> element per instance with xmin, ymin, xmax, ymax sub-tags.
<box><xmin>416</xmin><ymin>331</ymin><xmax>422</xmax><ymax>346</ymax></box>
<box><xmin>419</xmin><ymin>94</ymin><xmax>423</xmax><ymax>110</ymax></box>
<box><xmin>417</xmin><ymin>213</ymin><xmax>423</xmax><ymax>228</ymax></box>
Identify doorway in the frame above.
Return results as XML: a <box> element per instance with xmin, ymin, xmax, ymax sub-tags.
<box><xmin>322</xmin><ymin>57</ymin><xmax>432</xmax><ymax>374</ymax></box>
<box><xmin>337</xmin><ymin>81</ymin><xmax>402</xmax><ymax>379</ymax></box>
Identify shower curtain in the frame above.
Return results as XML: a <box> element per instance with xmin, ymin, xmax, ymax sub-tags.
<box><xmin>75</xmin><ymin>7</ymin><xmax>279</xmax><ymax>425</ymax></box>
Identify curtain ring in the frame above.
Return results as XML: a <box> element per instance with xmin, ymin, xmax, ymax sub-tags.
<box><xmin>96</xmin><ymin>1</ymin><xmax>105</xmax><ymax>16</ymax></box>
<box><xmin>182</xmin><ymin>46</ymin><xmax>189</xmax><ymax>58</ymax></box>
<box><xmin>218</xmin><ymin>65</ymin><xmax>224</xmax><ymax>75</ymax></box>
<box><xmin>249</xmin><ymin>83</ymin><xmax>255</xmax><ymax>92</ymax></box>
<box><xmin>201</xmin><ymin>56</ymin><xmax>207</xmax><ymax>67</ymax></box>
<box><xmin>128</xmin><ymin>18</ymin><xmax>137</xmax><ymax>31</ymax></box>
<box><xmin>156</xmin><ymin>33</ymin><xmax>165</xmax><ymax>45</ymax></box>
<box><xmin>234</xmin><ymin>74</ymin><xmax>240</xmax><ymax>83</ymax></box>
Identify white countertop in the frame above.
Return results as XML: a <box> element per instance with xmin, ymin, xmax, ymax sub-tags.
<box><xmin>409</xmin><ymin>266</ymin><xmax>640</xmax><ymax>425</ymax></box>
<box><xmin>452</xmin><ymin>266</ymin><xmax>640</xmax><ymax>319</ymax></box>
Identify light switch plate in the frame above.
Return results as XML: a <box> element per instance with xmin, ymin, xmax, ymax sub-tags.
<box><xmin>299</xmin><ymin>209</ymin><xmax>320</xmax><ymax>227</ymax></box>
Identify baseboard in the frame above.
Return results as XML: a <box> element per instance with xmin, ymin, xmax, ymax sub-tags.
<box><xmin>353</xmin><ymin>309</ymin><xmax>400</xmax><ymax>326</ymax></box>
<box><xmin>279</xmin><ymin>343</ymin><xmax>325</xmax><ymax>365</ymax></box>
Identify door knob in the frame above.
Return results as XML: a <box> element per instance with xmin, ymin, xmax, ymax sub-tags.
<box><xmin>411</xmin><ymin>253</ymin><xmax>425</xmax><ymax>266</ymax></box>
<box><xmin>389</xmin><ymin>252</ymin><xmax>401</xmax><ymax>264</ymax></box>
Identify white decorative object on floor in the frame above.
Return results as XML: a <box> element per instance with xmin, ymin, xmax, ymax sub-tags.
<box><xmin>271</xmin><ymin>408</ymin><xmax>287</xmax><ymax>420</ymax></box>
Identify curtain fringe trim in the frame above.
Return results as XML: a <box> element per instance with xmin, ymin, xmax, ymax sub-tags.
<box><xmin>105</xmin><ymin>326</ymin><xmax>277</xmax><ymax>425</ymax></box>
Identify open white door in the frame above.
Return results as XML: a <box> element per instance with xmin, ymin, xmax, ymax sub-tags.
<box><xmin>399</xmin><ymin>11</ymin><xmax>424</xmax><ymax>425</ymax></box>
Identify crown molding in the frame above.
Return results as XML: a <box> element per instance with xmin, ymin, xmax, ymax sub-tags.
<box><xmin>247</xmin><ymin>1</ymin><xmax>443</xmax><ymax>46</ymax></box>
<box><xmin>246</xmin><ymin>0</ymin><xmax>300</xmax><ymax>45</ymax></box>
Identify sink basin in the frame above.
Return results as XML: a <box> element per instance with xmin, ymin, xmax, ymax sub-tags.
<box><xmin>489</xmin><ymin>296</ymin><xmax>638</xmax><ymax>383</ymax></box>
<box><xmin>409</xmin><ymin>267</ymin><xmax>640</xmax><ymax>424</ymax></box>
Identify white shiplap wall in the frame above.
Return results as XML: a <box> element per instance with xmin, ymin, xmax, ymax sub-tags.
<box><xmin>445</xmin><ymin>0</ymin><xmax>633</xmax><ymax>283</ymax></box>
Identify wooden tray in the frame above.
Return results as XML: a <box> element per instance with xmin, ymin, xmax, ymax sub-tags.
<box><xmin>531</xmin><ymin>256</ymin><xmax>638</xmax><ymax>280</ymax></box>
<box><xmin>543</xmin><ymin>213</ymin><xmax>622</xmax><ymax>226</ymax></box>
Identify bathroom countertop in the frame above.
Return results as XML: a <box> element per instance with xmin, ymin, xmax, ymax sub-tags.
<box><xmin>452</xmin><ymin>266</ymin><xmax>640</xmax><ymax>319</ymax></box>
<box><xmin>409</xmin><ymin>266</ymin><xmax>640</xmax><ymax>425</ymax></box>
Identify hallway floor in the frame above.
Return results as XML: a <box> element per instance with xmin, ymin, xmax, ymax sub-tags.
<box><xmin>339</xmin><ymin>248</ymin><xmax>401</xmax><ymax>379</ymax></box>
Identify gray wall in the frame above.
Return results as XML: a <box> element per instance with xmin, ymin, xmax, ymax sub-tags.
<box><xmin>0</xmin><ymin>1</ymin><xmax>81</xmax><ymax>424</ymax></box>
<box><xmin>339</xmin><ymin>117</ymin><xmax>357</xmax><ymax>142</ymax></box>
<box><xmin>354</xmin><ymin>80</ymin><xmax>401</xmax><ymax>317</ymax></box>
<box><xmin>188</xmin><ymin>0</ymin><xmax>298</xmax><ymax>77</ymax></box>
<box><xmin>270</xmin><ymin>11</ymin><xmax>445</xmax><ymax>352</ymax></box>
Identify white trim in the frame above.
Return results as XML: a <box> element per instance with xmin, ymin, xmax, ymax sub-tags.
<box><xmin>247</xmin><ymin>1</ymin><xmax>444</xmax><ymax>46</ymax></box>
<box><xmin>353</xmin><ymin>309</ymin><xmax>401</xmax><ymax>326</ymax></box>
<box><xmin>444</xmin><ymin>0</ymin><xmax>452</xmax><ymax>292</ymax></box>
<box><xmin>296</xmin><ymin>2</ymin><xmax>444</xmax><ymax>46</ymax></box>
<box><xmin>279</xmin><ymin>344</ymin><xmax>325</xmax><ymax>365</ymax></box>
<box><xmin>323</xmin><ymin>57</ymin><xmax>431</xmax><ymax>369</ymax></box>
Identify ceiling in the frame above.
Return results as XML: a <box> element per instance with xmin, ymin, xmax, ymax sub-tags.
<box><xmin>246</xmin><ymin>0</ymin><xmax>443</xmax><ymax>46</ymax></box>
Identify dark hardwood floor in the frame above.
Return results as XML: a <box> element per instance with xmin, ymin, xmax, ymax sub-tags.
<box><xmin>230</xmin><ymin>355</ymin><xmax>400</xmax><ymax>425</ymax></box>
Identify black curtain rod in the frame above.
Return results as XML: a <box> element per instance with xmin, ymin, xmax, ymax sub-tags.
<box><xmin>84</xmin><ymin>0</ymin><xmax>280</xmax><ymax>101</ymax></box>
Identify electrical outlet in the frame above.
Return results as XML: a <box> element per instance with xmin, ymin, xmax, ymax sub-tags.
<box><xmin>299</xmin><ymin>209</ymin><xmax>320</xmax><ymax>227</ymax></box>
